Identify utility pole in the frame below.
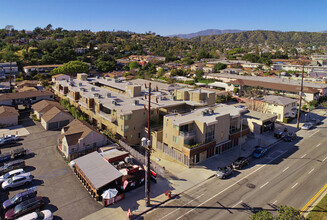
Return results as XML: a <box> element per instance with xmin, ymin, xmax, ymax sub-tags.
<box><xmin>146</xmin><ymin>83</ymin><xmax>152</xmax><ymax>207</ymax></box>
<box><xmin>297</xmin><ymin>64</ymin><xmax>304</xmax><ymax>129</ymax></box>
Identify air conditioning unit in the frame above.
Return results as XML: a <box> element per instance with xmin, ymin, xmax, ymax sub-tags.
<box><xmin>112</xmin><ymin>100</ymin><xmax>117</xmax><ymax>105</ymax></box>
<box><xmin>134</xmin><ymin>100</ymin><xmax>139</xmax><ymax>105</ymax></box>
<box><xmin>107</xmin><ymin>92</ymin><xmax>111</xmax><ymax>98</ymax></box>
<box><xmin>78</xmin><ymin>82</ymin><xmax>82</xmax><ymax>86</ymax></box>
<box><xmin>91</xmin><ymin>87</ymin><xmax>95</xmax><ymax>91</ymax></box>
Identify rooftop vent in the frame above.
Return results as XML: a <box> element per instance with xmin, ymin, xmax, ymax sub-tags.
<box><xmin>91</xmin><ymin>87</ymin><xmax>95</xmax><ymax>91</ymax></box>
<box><xmin>107</xmin><ymin>92</ymin><xmax>111</xmax><ymax>98</ymax></box>
<box><xmin>134</xmin><ymin>100</ymin><xmax>139</xmax><ymax>105</ymax></box>
<box><xmin>78</xmin><ymin>82</ymin><xmax>82</xmax><ymax>86</ymax></box>
<box><xmin>112</xmin><ymin>100</ymin><xmax>117</xmax><ymax>105</ymax></box>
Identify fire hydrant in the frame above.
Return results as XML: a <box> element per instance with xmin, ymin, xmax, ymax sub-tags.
<box><xmin>165</xmin><ymin>190</ymin><xmax>172</xmax><ymax>199</ymax></box>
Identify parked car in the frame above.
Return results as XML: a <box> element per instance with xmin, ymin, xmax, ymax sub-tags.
<box><xmin>301</xmin><ymin>123</ymin><xmax>313</xmax><ymax>130</ymax></box>
<box><xmin>2</xmin><ymin>173</ymin><xmax>32</xmax><ymax>190</ymax></box>
<box><xmin>17</xmin><ymin>209</ymin><xmax>53</xmax><ymax>220</ymax></box>
<box><xmin>0</xmin><ymin>160</ymin><xmax>25</xmax><ymax>176</ymax></box>
<box><xmin>0</xmin><ymin>152</ymin><xmax>12</xmax><ymax>164</ymax></box>
<box><xmin>4</xmin><ymin>197</ymin><xmax>44</xmax><ymax>220</ymax></box>
<box><xmin>216</xmin><ymin>166</ymin><xmax>233</xmax><ymax>179</ymax></box>
<box><xmin>283</xmin><ymin>132</ymin><xmax>297</xmax><ymax>142</ymax></box>
<box><xmin>3</xmin><ymin>187</ymin><xmax>38</xmax><ymax>210</ymax></box>
<box><xmin>0</xmin><ymin>135</ymin><xmax>18</xmax><ymax>146</ymax></box>
<box><xmin>232</xmin><ymin>157</ymin><xmax>249</xmax><ymax>169</ymax></box>
<box><xmin>274</xmin><ymin>131</ymin><xmax>286</xmax><ymax>139</ymax></box>
<box><xmin>11</xmin><ymin>148</ymin><xmax>27</xmax><ymax>159</ymax></box>
<box><xmin>252</xmin><ymin>147</ymin><xmax>268</xmax><ymax>159</ymax></box>
<box><xmin>236</xmin><ymin>105</ymin><xmax>248</xmax><ymax>109</ymax></box>
<box><xmin>0</xmin><ymin>168</ymin><xmax>25</xmax><ymax>183</ymax></box>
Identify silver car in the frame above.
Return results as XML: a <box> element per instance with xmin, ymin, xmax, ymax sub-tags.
<box><xmin>301</xmin><ymin>123</ymin><xmax>313</xmax><ymax>130</ymax></box>
<box><xmin>0</xmin><ymin>169</ymin><xmax>25</xmax><ymax>183</ymax></box>
<box><xmin>216</xmin><ymin>166</ymin><xmax>233</xmax><ymax>179</ymax></box>
<box><xmin>2</xmin><ymin>173</ymin><xmax>32</xmax><ymax>190</ymax></box>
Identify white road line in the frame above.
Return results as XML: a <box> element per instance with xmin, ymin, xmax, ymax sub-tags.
<box><xmin>282</xmin><ymin>167</ymin><xmax>289</xmax><ymax>172</ymax></box>
<box><xmin>323</xmin><ymin>157</ymin><xmax>327</xmax><ymax>162</ymax></box>
<box><xmin>301</xmin><ymin>154</ymin><xmax>307</xmax><ymax>158</ymax></box>
<box><xmin>310</xmin><ymin>131</ymin><xmax>319</xmax><ymax>137</ymax></box>
<box><xmin>273</xmin><ymin>200</ymin><xmax>278</xmax><ymax>205</ymax></box>
<box><xmin>175</xmin><ymin>152</ymin><xmax>287</xmax><ymax>220</ymax></box>
<box><xmin>308</xmin><ymin>168</ymin><xmax>315</xmax><ymax>174</ymax></box>
<box><xmin>231</xmin><ymin>200</ymin><xmax>243</xmax><ymax>208</ymax></box>
<box><xmin>292</xmin><ymin>183</ymin><xmax>298</xmax><ymax>189</ymax></box>
<box><xmin>316</xmin><ymin>143</ymin><xmax>321</xmax><ymax>148</ymax></box>
<box><xmin>158</xmin><ymin>193</ymin><xmax>205</xmax><ymax>220</ymax></box>
<box><xmin>260</xmin><ymin>181</ymin><xmax>269</xmax><ymax>189</ymax></box>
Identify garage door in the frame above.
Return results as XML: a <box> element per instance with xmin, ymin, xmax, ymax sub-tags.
<box><xmin>59</xmin><ymin>120</ymin><xmax>70</xmax><ymax>127</ymax></box>
<box><xmin>48</xmin><ymin>122</ymin><xmax>59</xmax><ymax>130</ymax></box>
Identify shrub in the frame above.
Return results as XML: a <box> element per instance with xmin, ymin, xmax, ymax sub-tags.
<box><xmin>283</xmin><ymin>117</ymin><xmax>292</xmax><ymax>123</ymax></box>
<box><xmin>309</xmin><ymin>100</ymin><xmax>318</xmax><ymax>107</ymax></box>
<box><xmin>301</xmin><ymin>104</ymin><xmax>308</xmax><ymax>110</ymax></box>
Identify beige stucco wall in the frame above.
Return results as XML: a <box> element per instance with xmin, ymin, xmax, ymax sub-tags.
<box><xmin>0</xmin><ymin>116</ymin><xmax>18</xmax><ymax>127</ymax></box>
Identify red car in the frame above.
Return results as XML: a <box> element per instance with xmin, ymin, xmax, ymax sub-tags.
<box><xmin>5</xmin><ymin>196</ymin><xmax>44</xmax><ymax>219</ymax></box>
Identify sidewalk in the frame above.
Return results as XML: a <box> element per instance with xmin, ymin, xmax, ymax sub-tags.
<box><xmin>82</xmin><ymin>130</ymin><xmax>282</xmax><ymax>219</ymax></box>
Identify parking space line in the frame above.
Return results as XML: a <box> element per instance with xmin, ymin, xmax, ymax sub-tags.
<box><xmin>308</xmin><ymin>168</ymin><xmax>315</xmax><ymax>174</ymax></box>
<box><xmin>273</xmin><ymin>200</ymin><xmax>277</xmax><ymax>205</ymax></box>
<box><xmin>282</xmin><ymin>167</ymin><xmax>289</xmax><ymax>172</ymax></box>
<box><xmin>310</xmin><ymin>131</ymin><xmax>319</xmax><ymax>137</ymax></box>
<box><xmin>316</xmin><ymin>143</ymin><xmax>321</xmax><ymax>148</ymax></box>
<box><xmin>323</xmin><ymin>157</ymin><xmax>327</xmax><ymax>162</ymax></box>
<box><xmin>292</xmin><ymin>183</ymin><xmax>298</xmax><ymax>189</ymax></box>
<box><xmin>301</xmin><ymin>154</ymin><xmax>307</xmax><ymax>158</ymax></box>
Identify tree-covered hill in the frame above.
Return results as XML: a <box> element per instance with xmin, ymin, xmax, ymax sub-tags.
<box><xmin>192</xmin><ymin>30</ymin><xmax>327</xmax><ymax>46</ymax></box>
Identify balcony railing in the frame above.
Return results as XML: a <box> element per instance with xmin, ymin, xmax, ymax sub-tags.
<box><xmin>99</xmin><ymin>111</ymin><xmax>117</xmax><ymax>123</ymax></box>
<box><xmin>179</xmin><ymin>130</ymin><xmax>196</xmax><ymax>138</ymax></box>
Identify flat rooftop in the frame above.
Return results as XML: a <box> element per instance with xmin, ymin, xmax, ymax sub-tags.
<box><xmin>243</xmin><ymin>110</ymin><xmax>277</xmax><ymax>122</ymax></box>
<box><xmin>167</xmin><ymin>104</ymin><xmax>244</xmax><ymax>126</ymax></box>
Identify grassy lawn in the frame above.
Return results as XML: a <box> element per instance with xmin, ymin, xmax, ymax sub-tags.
<box><xmin>307</xmin><ymin>193</ymin><xmax>327</xmax><ymax>220</ymax></box>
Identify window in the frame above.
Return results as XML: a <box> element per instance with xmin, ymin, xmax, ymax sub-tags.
<box><xmin>173</xmin><ymin>136</ymin><xmax>178</xmax><ymax>143</ymax></box>
<box><xmin>174</xmin><ymin>125</ymin><xmax>179</xmax><ymax>131</ymax></box>
<box><xmin>125</xmin><ymin>125</ymin><xmax>129</xmax><ymax>131</ymax></box>
<box><xmin>138</xmin><ymin>133</ymin><xmax>141</xmax><ymax>138</ymax></box>
<box><xmin>121</xmin><ymin>125</ymin><xmax>123</xmax><ymax>131</ymax></box>
<box><xmin>166</xmin><ymin>120</ymin><xmax>168</xmax><ymax>127</ymax></box>
<box><xmin>165</xmin><ymin>133</ymin><xmax>167</xmax><ymax>138</ymax></box>
<box><xmin>205</xmin><ymin>124</ymin><xmax>215</xmax><ymax>143</ymax></box>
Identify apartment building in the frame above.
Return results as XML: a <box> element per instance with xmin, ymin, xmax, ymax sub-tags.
<box><xmin>0</xmin><ymin>62</ymin><xmax>19</xmax><ymax>76</ymax></box>
<box><xmin>0</xmin><ymin>91</ymin><xmax>54</xmax><ymax>106</ymax></box>
<box><xmin>52</xmin><ymin>74</ymin><xmax>213</xmax><ymax>146</ymax></box>
<box><xmin>246</xmin><ymin>95</ymin><xmax>297</xmax><ymax>122</ymax></box>
<box><xmin>152</xmin><ymin>104</ymin><xmax>250</xmax><ymax>166</ymax></box>
<box><xmin>23</xmin><ymin>64</ymin><xmax>63</xmax><ymax>75</ymax></box>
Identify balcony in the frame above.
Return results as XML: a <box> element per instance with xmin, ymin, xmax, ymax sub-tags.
<box><xmin>99</xmin><ymin>111</ymin><xmax>117</xmax><ymax>124</ymax></box>
<box><xmin>179</xmin><ymin>130</ymin><xmax>196</xmax><ymax>139</ymax></box>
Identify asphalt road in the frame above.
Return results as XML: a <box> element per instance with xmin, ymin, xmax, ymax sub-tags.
<box><xmin>143</xmin><ymin>122</ymin><xmax>327</xmax><ymax>220</ymax></box>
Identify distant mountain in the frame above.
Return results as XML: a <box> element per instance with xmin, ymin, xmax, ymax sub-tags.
<box><xmin>321</xmin><ymin>30</ymin><xmax>327</xmax><ymax>33</ymax></box>
<box><xmin>168</xmin><ymin>29</ymin><xmax>245</xmax><ymax>39</ymax></box>
<box><xmin>192</xmin><ymin>30</ymin><xmax>327</xmax><ymax>46</ymax></box>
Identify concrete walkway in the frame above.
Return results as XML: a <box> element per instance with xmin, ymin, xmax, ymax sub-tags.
<box><xmin>83</xmin><ymin>107</ymin><xmax>327</xmax><ymax>219</ymax></box>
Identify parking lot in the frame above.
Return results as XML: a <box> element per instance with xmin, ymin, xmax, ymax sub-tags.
<box><xmin>0</xmin><ymin>118</ymin><xmax>102</xmax><ymax>219</ymax></box>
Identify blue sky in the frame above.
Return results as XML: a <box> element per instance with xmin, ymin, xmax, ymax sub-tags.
<box><xmin>1</xmin><ymin>0</ymin><xmax>326</xmax><ymax>35</ymax></box>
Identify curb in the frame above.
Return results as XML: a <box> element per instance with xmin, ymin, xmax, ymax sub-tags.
<box><xmin>132</xmin><ymin>193</ymin><xmax>181</xmax><ymax>219</ymax></box>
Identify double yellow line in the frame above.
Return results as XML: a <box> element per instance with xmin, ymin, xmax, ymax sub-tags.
<box><xmin>300</xmin><ymin>183</ymin><xmax>327</xmax><ymax>214</ymax></box>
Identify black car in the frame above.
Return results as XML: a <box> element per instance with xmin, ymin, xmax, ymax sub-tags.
<box><xmin>11</xmin><ymin>148</ymin><xmax>27</xmax><ymax>159</ymax></box>
<box><xmin>5</xmin><ymin>196</ymin><xmax>45</xmax><ymax>219</ymax></box>
<box><xmin>283</xmin><ymin>132</ymin><xmax>297</xmax><ymax>142</ymax></box>
<box><xmin>232</xmin><ymin>157</ymin><xmax>249</xmax><ymax>169</ymax></box>
<box><xmin>0</xmin><ymin>160</ymin><xmax>25</xmax><ymax>176</ymax></box>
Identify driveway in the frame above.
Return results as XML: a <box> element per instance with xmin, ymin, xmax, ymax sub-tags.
<box><xmin>0</xmin><ymin>119</ymin><xmax>102</xmax><ymax>219</ymax></box>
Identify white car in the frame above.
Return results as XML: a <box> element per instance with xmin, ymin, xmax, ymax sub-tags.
<box><xmin>0</xmin><ymin>168</ymin><xmax>24</xmax><ymax>183</ymax></box>
<box><xmin>0</xmin><ymin>135</ymin><xmax>18</xmax><ymax>145</ymax></box>
<box><xmin>2</xmin><ymin>173</ymin><xmax>32</xmax><ymax>190</ymax></box>
<box><xmin>17</xmin><ymin>210</ymin><xmax>53</xmax><ymax>220</ymax></box>
<box><xmin>301</xmin><ymin>123</ymin><xmax>313</xmax><ymax>130</ymax></box>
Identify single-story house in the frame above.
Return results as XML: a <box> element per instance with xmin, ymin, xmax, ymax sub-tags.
<box><xmin>40</xmin><ymin>106</ymin><xmax>73</xmax><ymax>130</ymax></box>
<box><xmin>58</xmin><ymin>119</ymin><xmax>108</xmax><ymax>160</ymax></box>
<box><xmin>32</xmin><ymin>100</ymin><xmax>65</xmax><ymax>120</ymax></box>
<box><xmin>0</xmin><ymin>105</ymin><xmax>19</xmax><ymax>128</ymax></box>
<box><xmin>72</xmin><ymin>151</ymin><xmax>123</xmax><ymax>200</ymax></box>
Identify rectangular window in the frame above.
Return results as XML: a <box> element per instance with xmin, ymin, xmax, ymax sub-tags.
<box><xmin>165</xmin><ymin>133</ymin><xmax>167</xmax><ymax>138</ymax></box>
<box><xmin>205</xmin><ymin>124</ymin><xmax>215</xmax><ymax>143</ymax></box>
<box><xmin>174</xmin><ymin>125</ymin><xmax>179</xmax><ymax>131</ymax></box>
<box><xmin>173</xmin><ymin>136</ymin><xmax>178</xmax><ymax>143</ymax></box>
<box><xmin>166</xmin><ymin>120</ymin><xmax>168</xmax><ymax>127</ymax></box>
<box><xmin>125</xmin><ymin>125</ymin><xmax>129</xmax><ymax>131</ymax></box>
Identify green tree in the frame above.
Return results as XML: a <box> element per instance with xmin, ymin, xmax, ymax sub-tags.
<box><xmin>129</xmin><ymin>61</ymin><xmax>139</xmax><ymax>70</ymax></box>
<box><xmin>249</xmin><ymin>210</ymin><xmax>273</xmax><ymax>220</ymax></box>
<box><xmin>96</xmin><ymin>61</ymin><xmax>116</xmax><ymax>72</ymax></box>
<box><xmin>214</xmin><ymin>63</ymin><xmax>227</xmax><ymax>72</ymax></box>
<box><xmin>195</xmin><ymin>69</ymin><xmax>204</xmax><ymax>81</ymax></box>
<box><xmin>50</xmin><ymin>61</ymin><xmax>89</xmax><ymax>76</ymax></box>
